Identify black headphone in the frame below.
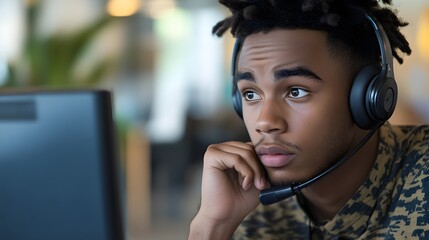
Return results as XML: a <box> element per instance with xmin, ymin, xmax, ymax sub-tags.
<box><xmin>231</xmin><ymin>10</ymin><xmax>397</xmax><ymax>130</ymax></box>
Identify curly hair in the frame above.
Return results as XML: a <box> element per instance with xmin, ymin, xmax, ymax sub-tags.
<box><xmin>212</xmin><ymin>0</ymin><xmax>411</xmax><ymax>66</ymax></box>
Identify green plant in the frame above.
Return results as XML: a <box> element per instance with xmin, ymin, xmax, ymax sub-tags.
<box><xmin>5</xmin><ymin>2</ymin><xmax>117</xmax><ymax>87</ymax></box>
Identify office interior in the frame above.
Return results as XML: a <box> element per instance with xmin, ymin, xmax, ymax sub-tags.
<box><xmin>0</xmin><ymin>0</ymin><xmax>428</xmax><ymax>239</ymax></box>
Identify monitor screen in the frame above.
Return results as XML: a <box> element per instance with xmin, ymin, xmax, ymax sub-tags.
<box><xmin>0</xmin><ymin>90</ymin><xmax>124</xmax><ymax>240</ymax></box>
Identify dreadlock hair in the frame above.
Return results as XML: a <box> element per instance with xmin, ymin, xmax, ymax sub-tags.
<box><xmin>212</xmin><ymin>0</ymin><xmax>411</xmax><ymax>68</ymax></box>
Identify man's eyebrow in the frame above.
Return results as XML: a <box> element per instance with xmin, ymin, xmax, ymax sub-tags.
<box><xmin>235</xmin><ymin>71</ymin><xmax>255</xmax><ymax>82</ymax></box>
<box><xmin>274</xmin><ymin>67</ymin><xmax>321</xmax><ymax>81</ymax></box>
<box><xmin>235</xmin><ymin>67</ymin><xmax>321</xmax><ymax>83</ymax></box>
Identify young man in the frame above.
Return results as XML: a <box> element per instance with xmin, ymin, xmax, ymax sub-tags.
<box><xmin>189</xmin><ymin>0</ymin><xmax>428</xmax><ymax>239</ymax></box>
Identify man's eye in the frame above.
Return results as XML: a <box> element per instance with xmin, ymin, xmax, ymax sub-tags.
<box><xmin>243</xmin><ymin>91</ymin><xmax>262</xmax><ymax>101</ymax></box>
<box><xmin>288</xmin><ymin>88</ymin><xmax>309</xmax><ymax>99</ymax></box>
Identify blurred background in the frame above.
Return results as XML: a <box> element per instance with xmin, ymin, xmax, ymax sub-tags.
<box><xmin>0</xmin><ymin>0</ymin><xmax>428</xmax><ymax>239</ymax></box>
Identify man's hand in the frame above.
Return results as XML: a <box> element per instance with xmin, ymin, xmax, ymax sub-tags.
<box><xmin>189</xmin><ymin>141</ymin><xmax>269</xmax><ymax>240</ymax></box>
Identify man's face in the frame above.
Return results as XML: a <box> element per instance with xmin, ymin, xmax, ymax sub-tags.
<box><xmin>236</xmin><ymin>29</ymin><xmax>360</xmax><ymax>186</ymax></box>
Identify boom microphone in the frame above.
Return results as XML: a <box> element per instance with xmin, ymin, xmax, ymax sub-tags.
<box><xmin>259</xmin><ymin>122</ymin><xmax>382</xmax><ymax>205</ymax></box>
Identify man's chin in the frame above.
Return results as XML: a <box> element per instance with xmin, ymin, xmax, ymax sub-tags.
<box><xmin>265</xmin><ymin>170</ymin><xmax>309</xmax><ymax>188</ymax></box>
<box><xmin>265</xmin><ymin>176</ymin><xmax>294</xmax><ymax>188</ymax></box>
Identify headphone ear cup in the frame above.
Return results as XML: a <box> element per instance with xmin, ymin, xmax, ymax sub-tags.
<box><xmin>349</xmin><ymin>65</ymin><xmax>380</xmax><ymax>130</ymax></box>
<box><xmin>232</xmin><ymin>86</ymin><xmax>243</xmax><ymax>118</ymax></box>
<box><xmin>367</xmin><ymin>75</ymin><xmax>397</xmax><ymax>123</ymax></box>
<box><xmin>231</xmin><ymin>39</ymin><xmax>243</xmax><ymax>119</ymax></box>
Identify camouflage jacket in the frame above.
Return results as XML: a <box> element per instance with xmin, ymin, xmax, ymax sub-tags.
<box><xmin>234</xmin><ymin>123</ymin><xmax>429</xmax><ymax>239</ymax></box>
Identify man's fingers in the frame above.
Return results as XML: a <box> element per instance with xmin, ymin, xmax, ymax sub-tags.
<box><xmin>218</xmin><ymin>142</ymin><xmax>269</xmax><ymax>190</ymax></box>
<box><xmin>205</xmin><ymin>142</ymin><xmax>268</xmax><ymax>190</ymax></box>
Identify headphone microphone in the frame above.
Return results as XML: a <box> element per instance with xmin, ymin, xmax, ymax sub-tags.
<box><xmin>230</xmin><ymin>9</ymin><xmax>397</xmax><ymax>205</ymax></box>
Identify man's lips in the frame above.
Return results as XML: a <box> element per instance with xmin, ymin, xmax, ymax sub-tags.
<box><xmin>257</xmin><ymin>146</ymin><xmax>297</xmax><ymax>168</ymax></box>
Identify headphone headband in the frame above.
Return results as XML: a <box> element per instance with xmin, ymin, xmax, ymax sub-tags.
<box><xmin>361</xmin><ymin>11</ymin><xmax>394</xmax><ymax>79</ymax></box>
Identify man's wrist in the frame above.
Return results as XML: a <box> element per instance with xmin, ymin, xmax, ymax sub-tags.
<box><xmin>188</xmin><ymin>213</ymin><xmax>239</xmax><ymax>240</ymax></box>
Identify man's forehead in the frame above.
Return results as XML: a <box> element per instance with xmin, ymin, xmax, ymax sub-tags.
<box><xmin>241</xmin><ymin>29</ymin><xmax>328</xmax><ymax>50</ymax></box>
<box><xmin>238</xmin><ymin>29</ymin><xmax>329</xmax><ymax>65</ymax></box>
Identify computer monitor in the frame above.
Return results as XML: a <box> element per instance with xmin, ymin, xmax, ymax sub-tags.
<box><xmin>0</xmin><ymin>89</ymin><xmax>124</xmax><ymax>240</ymax></box>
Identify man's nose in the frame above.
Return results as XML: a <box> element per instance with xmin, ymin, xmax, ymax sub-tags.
<box><xmin>255</xmin><ymin>99</ymin><xmax>287</xmax><ymax>134</ymax></box>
